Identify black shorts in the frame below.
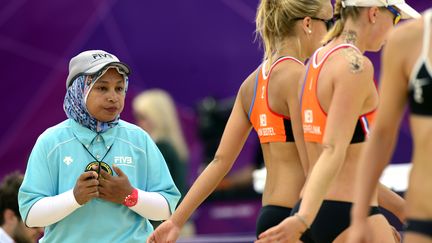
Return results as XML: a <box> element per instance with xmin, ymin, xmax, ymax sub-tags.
<box><xmin>291</xmin><ymin>199</ymin><xmax>380</xmax><ymax>243</ymax></box>
<box><xmin>256</xmin><ymin>205</ymin><xmax>293</xmax><ymax>238</ymax></box>
<box><xmin>405</xmin><ymin>218</ymin><xmax>432</xmax><ymax>238</ymax></box>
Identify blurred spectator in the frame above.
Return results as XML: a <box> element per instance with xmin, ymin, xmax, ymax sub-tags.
<box><xmin>133</xmin><ymin>89</ymin><xmax>189</xmax><ymax>201</ymax></box>
<box><xmin>133</xmin><ymin>89</ymin><xmax>194</xmax><ymax>236</ymax></box>
<box><xmin>0</xmin><ymin>172</ymin><xmax>43</xmax><ymax>243</ymax></box>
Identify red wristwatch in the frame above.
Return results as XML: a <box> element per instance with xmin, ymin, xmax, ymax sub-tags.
<box><xmin>123</xmin><ymin>188</ymin><xmax>138</xmax><ymax>207</ymax></box>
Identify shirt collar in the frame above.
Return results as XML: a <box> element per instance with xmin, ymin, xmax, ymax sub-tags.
<box><xmin>69</xmin><ymin>119</ymin><xmax>117</xmax><ymax>148</ymax></box>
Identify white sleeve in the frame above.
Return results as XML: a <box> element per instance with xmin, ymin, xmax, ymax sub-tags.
<box><xmin>26</xmin><ymin>189</ymin><xmax>81</xmax><ymax>227</ymax></box>
<box><xmin>129</xmin><ymin>189</ymin><xmax>171</xmax><ymax>220</ymax></box>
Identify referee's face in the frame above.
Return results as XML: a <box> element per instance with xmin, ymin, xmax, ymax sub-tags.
<box><xmin>86</xmin><ymin>68</ymin><xmax>126</xmax><ymax>122</ymax></box>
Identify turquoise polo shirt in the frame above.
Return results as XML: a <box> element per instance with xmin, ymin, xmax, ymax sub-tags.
<box><xmin>19</xmin><ymin>119</ymin><xmax>180</xmax><ymax>242</ymax></box>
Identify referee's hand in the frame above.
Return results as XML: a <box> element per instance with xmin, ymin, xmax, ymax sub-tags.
<box><xmin>73</xmin><ymin>170</ymin><xmax>99</xmax><ymax>205</ymax></box>
<box><xmin>98</xmin><ymin>164</ymin><xmax>133</xmax><ymax>204</ymax></box>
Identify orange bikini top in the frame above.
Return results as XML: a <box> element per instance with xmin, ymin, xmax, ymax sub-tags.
<box><xmin>300</xmin><ymin>44</ymin><xmax>376</xmax><ymax>144</ymax></box>
<box><xmin>249</xmin><ymin>56</ymin><xmax>303</xmax><ymax>143</ymax></box>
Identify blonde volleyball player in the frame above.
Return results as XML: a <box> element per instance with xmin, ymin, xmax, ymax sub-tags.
<box><xmin>350</xmin><ymin>8</ymin><xmax>432</xmax><ymax>243</ymax></box>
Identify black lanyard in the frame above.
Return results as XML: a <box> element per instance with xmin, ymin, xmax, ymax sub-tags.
<box><xmin>77</xmin><ymin>134</ymin><xmax>113</xmax><ymax>174</ymax></box>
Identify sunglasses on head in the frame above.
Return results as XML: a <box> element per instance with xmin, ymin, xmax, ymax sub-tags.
<box><xmin>386</xmin><ymin>6</ymin><xmax>401</xmax><ymax>25</ymax></box>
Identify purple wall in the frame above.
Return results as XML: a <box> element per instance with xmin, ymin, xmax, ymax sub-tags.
<box><xmin>0</xmin><ymin>1</ymin><xmax>429</xmax><ymax>180</ymax></box>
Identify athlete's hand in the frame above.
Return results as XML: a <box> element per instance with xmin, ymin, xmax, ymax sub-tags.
<box><xmin>346</xmin><ymin>220</ymin><xmax>373</xmax><ymax>243</ymax></box>
<box><xmin>146</xmin><ymin>219</ymin><xmax>181</xmax><ymax>243</ymax></box>
<box><xmin>98</xmin><ymin>164</ymin><xmax>134</xmax><ymax>204</ymax></box>
<box><xmin>73</xmin><ymin>170</ymin><xmax>99</xmax><ymax>205</ymax></box>
<box><xmin>255</xmin><ymin>216</ymin><xmax>305</xmax><ymax>243</ymax></box>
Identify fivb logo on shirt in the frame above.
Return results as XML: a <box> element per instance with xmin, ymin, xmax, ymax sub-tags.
<box><xmin>114</xmin><ymin>156</ymin><xmax>134</xmax><ymax>167</ymax></box>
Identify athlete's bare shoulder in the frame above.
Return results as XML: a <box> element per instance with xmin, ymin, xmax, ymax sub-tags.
<box><xmin>328</xmin><ymin>45</ymin><xmax>373</xmax><ymax>83</ymax></box>
<box><xmin>328</xmin><ymin>51</ymin><xmax>372</xmax><ymax>79</ymax></box>
<box><xmin>343</xmin><ymin>47</ymin><xmax>364</xmax><ymax>73</ymax></box>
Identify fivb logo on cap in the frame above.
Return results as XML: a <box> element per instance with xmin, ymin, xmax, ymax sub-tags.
<box><xmin>66</xmin><ymin>50</ymin><xmax>131</xmax><ymax>88</ymax></box>
<box><xmin>90</xmin><ymin>52</ymin><xmax>115</xmax><ymax>64</ymax></box>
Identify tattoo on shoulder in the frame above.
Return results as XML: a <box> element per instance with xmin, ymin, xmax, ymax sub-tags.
<box><xmin>343</xmin><ymin>48</ymin><xmax>364</xmax><ymax>73</ymax></box>
<box><xmin>340</xmin><ymin>30</ymin><xmax>363</xmax><ymax>73</ymax></box>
